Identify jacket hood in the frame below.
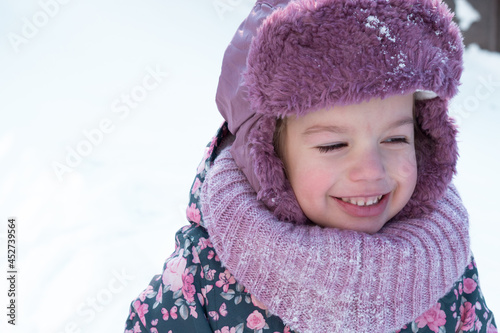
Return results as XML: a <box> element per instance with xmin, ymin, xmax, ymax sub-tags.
<box><xmin>216</xmin><ymin>0</ymin><xmax>463</xmax><ymax>224</ymax></box>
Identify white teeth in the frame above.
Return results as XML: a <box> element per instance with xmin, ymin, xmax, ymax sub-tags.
<box><xmin>340</xmin><ymin>195</ymin><xmax>384</xmax><ymax>206</ymax></box>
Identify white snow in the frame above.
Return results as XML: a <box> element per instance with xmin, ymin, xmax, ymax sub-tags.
<box><xmin>366</xmin><ymin>15</ymin><xmax>381</xmax><ymax>28</ymax></box>
<box><xmin>455</xmin><ymin>0</ymin><xmax>481</xmax><ymax>31</ymax></box>
<box><xmin>0</xmin><ymin>2</ymin><xmax>498</xmax><ymax>332</ymax></box>
<box><xmin>365</xmin><ymin>15</ymin><xmax>396</xmax><ymax>42</ymax></box>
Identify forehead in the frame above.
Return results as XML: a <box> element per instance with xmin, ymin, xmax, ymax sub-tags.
<box><xmin>287</xmin><ymin>94</ymin><xmax>414</xmax><ymax>132</ymax></box>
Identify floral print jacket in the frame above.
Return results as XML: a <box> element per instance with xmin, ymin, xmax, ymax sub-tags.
<box><xmin>124</xmin><ymin>124</ymin><xmax>497</xmax><ymax>333</ymax></box>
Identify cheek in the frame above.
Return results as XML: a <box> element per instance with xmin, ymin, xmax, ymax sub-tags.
<box><xmin>289</xmin><ymin>163</ymin><xmax>323</xmax><ymax>190</ymax></box>
<box><xmin>287</xmin><ymin>159</ymin><xmax>332</xmax><ymax>200</ymax></box>
<box><xmin>388</xmin><ymin>148</ymin><xmax>418</xmax><ymax>189</ymax></box>
<box><xmin>289</xmin><ymin>169</ymin><xmax>331</xmax><ymax>220</ymax></box>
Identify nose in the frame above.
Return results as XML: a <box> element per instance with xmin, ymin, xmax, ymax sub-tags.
<box><xmin>348</xmin><ymin>147</ymin><xmax>386</xmax><ymax>182</ymax></box>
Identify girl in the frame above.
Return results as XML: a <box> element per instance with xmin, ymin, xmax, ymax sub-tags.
<box><xmin>125</xmin><ymin>0</ymin><xmax>496</xmax><ymax>332</ymax></box>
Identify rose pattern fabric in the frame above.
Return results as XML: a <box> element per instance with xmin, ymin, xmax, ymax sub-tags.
<box><xmin>414</xmin><ymin>303</ymin><xmax>447</xmax><ymax>332</ymax></box>
<box><xmin>125</xmin><ymin>124</ymin><xmax>496</xmax><ymax>333</ymax></box>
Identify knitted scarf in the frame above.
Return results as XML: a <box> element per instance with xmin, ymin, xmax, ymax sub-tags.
<box><xmin>200</xmin><ymin>146</ymin><xmax>471</xmax><ymax>333</ymax></box>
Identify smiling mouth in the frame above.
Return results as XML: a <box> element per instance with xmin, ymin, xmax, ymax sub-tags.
<box><xmin>339</xmin><ymin>195</ymin><xmax>384</xmax><ymax>207</ymax></box>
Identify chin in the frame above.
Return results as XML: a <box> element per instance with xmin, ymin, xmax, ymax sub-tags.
<box><xmin>360</xmin><ymin>225</ymin><xmax>384</xmax><ymax>234</ymax></box>
<box><xmin>342</xmin><ymin>222</ymin><xmax>385</xmax><ymax>234</ymax></box>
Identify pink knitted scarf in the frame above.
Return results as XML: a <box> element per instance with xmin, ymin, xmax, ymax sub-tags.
<box><xmin>201</xmin><ymin>147</ymin><xmax>471</xmax><ymax>333</ymax></box>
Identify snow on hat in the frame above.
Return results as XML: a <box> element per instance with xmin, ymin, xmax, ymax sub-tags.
<box><xmin>216</xmin><ymin>0</ymin><xmax>463</xmax><ymax>224</ymax></box>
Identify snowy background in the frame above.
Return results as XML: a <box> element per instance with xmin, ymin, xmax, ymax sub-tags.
<box><xmin>0</xmin><ymin>1</ymin><xmax>498</xmax><ymax>332</ymax></box>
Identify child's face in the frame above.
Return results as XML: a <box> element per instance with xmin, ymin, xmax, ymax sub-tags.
<box><xmin>282</xmin><ymin>94</ymin><xmax>417</xmax><ymax>234</ymax></box>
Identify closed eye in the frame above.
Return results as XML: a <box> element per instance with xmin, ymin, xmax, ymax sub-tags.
<box><xmin>383</xmin><ymin>137</ymin><xmax>410</xmax><ymax>144</ymax></box>
<box><xmin>317</xmin><ymin>143</ymin><xmax>348</xmax><ymax>153</ymax></box>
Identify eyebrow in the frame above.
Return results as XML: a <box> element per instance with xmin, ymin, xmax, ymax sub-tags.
<box><xmin>387</xmin><ymin>117</ymin><xmax>415</xmax><ymax>129</ymax></box>
<box><xmin>302</xmin><ymin>116</ymin><xmax>414</xmax><ymax>136</ymax></box>
<box><xmin>302</xmin><ymin>125</ymin><xmax>349</xmax><ymax>135</ymax></box>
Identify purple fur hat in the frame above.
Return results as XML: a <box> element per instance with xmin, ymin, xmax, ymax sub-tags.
<box><xmin>216</xmin><ymin>0</ymin><xmax>463</xmax><ymax>224</ymax></box>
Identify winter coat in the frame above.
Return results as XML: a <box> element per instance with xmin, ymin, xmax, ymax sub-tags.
<box><xmin>124</xmin><ymin>124</ymin><xmax>497</xmax><ymax>333</ymax></box>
